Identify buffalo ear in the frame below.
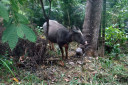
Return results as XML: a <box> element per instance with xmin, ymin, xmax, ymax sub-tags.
<box><xmin>71</xmin><ymin>25</ymin><xmax>78</xmax><ymax>32</ymax></box>
<box><xmin>73</xmin><ymin>25</ymin><xmax>77</xmax><ymax>30</ymax></box>
<box><xmin>76</xmin><ymin>27</ymin><xmax>81</xmax><ymax>31</ymax></box>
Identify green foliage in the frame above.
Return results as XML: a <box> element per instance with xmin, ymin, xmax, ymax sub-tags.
<box><xmin>19</xmin><ymin>0</ymin><xmax>86</xmax><ymax>28</ymax></box>
<box><xmin>2</xmin><ymin>24</ymin><xmax>19</xmax><ymax>50</ymax></box>
<box><xmin>0</xmin><ymin>2</ymin><xmax>9</xmax><ymax>22</ymax></box>
<box><xmin>17</xmin><ymin>24</ymin><xmax>37</xmax><ymax>42</ymax></box>
<box><xmin>10</xmin><ymin>0</ymin><xmax>19</xmax><ymax>12</ymax></box>
<box><xmin>18</xmin><ymin>0</ymin><xmax>45</xmax><ymax>26</ymax></box>
<box><xmin>69</xmin><ymin>77</ymin><xmax>79</xmax><ymax>85</ymax></box>
<box><xmin>0</xmin><ymin>0</ymin><xmax>37</xmax><ymax>50</ymax></box>
<box><xmin>17</xmin><ymin>24</ymin><xmax>24</xmax><ymax>38</ymax></box>
<box><xmin>0</xmin><ymin>55</ymin><xmax>15</xmax><ymax>77</ymax></box>
<box><xmin>105</xmin><ymin>26</ymin><xmax>127</xmax><ymax>54</ymax></box>
<box><xmin>93</xmin><ymin>55</ymin><xmax>128</xmax><ymax>84</ymax></box>
<box><xmin>22</xmin><ymin>73</ymin><xmax>40</xmax><ymax>83</ymax></box>
<box><xmin>2</xmin><ymin>24</ymin><xmax>37</xmax><ymax>50</ymax></box>
<box><xmin>112</xmin><ymin>44</ymin><xmax>121</xmax><ymax>53</ymax></box>
<box><xmin>106</xmin><ymin>0</ymin><xmax>128</xmax><ymax>28</ymax></box>
<box><xmin>16</xmin><ymin>13</ymin><xmax>29</xmax><ymax>24</ymax></box>
<box><xmin>1</xmin><ymin>0</ymin><xmax>10</xmax><ymax>4</ymax></box>
<box><xmin>105</xmin><ymin>26</ymin><xmax>127</xmax><ymax>46</ymax></box>
<box><xmin>99</xmin><ymin>57</ymin><xmax>113</xmax><ymax>68</ymax></box>
<box><xmin>51</xmin><ymin>0</ymin><xmax>85</xmax><ymax>28</ymax></box>
<box><xmin>102</xmin><ymin>0</ymin><xmax>128</xmax><ymax>55</ymax></box>
<box><xmin>18</xmin><ymin>0</ymin><xmax>24</xmax><ymax>5</ymax></box>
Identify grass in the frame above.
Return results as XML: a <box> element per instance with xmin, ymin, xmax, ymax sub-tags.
<box><xmin>91</xmin><ymin>54</ymin><xmax>128</xmax><ymax>85</ymax></box>
<box><xmin>0</xmin><ymin>54</ymin><xmax>128</xmax><ymax>85</ymax></box>
<box><xmin>0</xmin><ymin>58</ymin><xmax>15</xmax><ymax>77</ymax></box>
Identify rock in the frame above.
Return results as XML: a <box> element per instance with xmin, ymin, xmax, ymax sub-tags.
<box><xmin>77</xmin><ymin>61</ymin><xmax>83</xmax><ymax>65</ymax></box>
<box><xmin>76</xmin><ymin>47</ymin><xmax>83</xmax><ymax>57</ymax></box>
<box><xmin>69</xmin><ymin>62</ymin><xmax>75</xmax><ymax>65</ymax></box>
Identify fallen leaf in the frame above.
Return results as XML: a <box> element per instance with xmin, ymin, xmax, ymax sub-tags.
<box><xmin>58</xmin><ymin>61</ymin><xmax>65</xmax><ymax>66</ymax></box>
<box><xmin>85</xmin><ymin>60</ymin><xmax>91</xmax><ymax>63</ymax></box>
<box><xmin>99</xmin><ymin>66</ymin><xmax>102</xmax><ymax>69</ymax></box>
<box><xmin>19</xmin><ymin>55</ymin><xmax>24</xmax><ymax>61</ymax></box>
<box><xmin>64</xmin><ymin>78</ymin><xmax>70</xmax><ymax>82</ymax></box>
<box><xmin>13</xmin><ymin>78</ymin><xmax>19</xmax><ymax>83</ymax></box>
<box><xmin>10</xmin><ymin>56</ymin><xmax>13</xmax><ymax>59</ymax></box>
<box><xmin>92</xmin><ymin>71</ymin><xmax>97</xmax><ymax>75</ymax></box>
<box><xmin>69</xmin><ymin>62</ymin><xmax>74</xmax><ymax>65</ymax></box>
<box><xmin>41</xmin><ymin>65</ymin><xmax>46</xmax><ymax>69</ymax></box>
<box><xmin>41</xmin><ymin>36</ymin><xmax>46</xmax><ymax>39</ymax></box>
<box><xmin>77</xmin><ymin>61</ymin><xmax>83</xmax><ymax>64</ymax></box>
<box><xmin>88</xmin><ymin>67</ymin><xmax>95</xmax><ymax>72</ymax></box>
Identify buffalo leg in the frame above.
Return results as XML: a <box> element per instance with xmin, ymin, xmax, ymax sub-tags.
<box><xmin>48</xmin><ymin>40</ymin><xmax>52</xmax><ymax>50</ymax></box>
<box><xmin>64</xmin><ymin>44</ymin><xmax>69</xmax><ymax>59</ymax></box>
<box><xmin>48</xmin><ymin>41</ymin><xmax>54</xmax><ymax>50</ymax></box>
<box><xmin>51</xmin><ymin>43</ymin><xmax>54</xmax><ymax>50</ymax></box>
<box><xmin>59</xmin><ymin>46</ymin><xmax>65</xmax><ymax>59</ymax></box>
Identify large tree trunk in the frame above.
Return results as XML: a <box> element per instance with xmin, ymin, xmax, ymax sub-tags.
<box><xmin>82</xmin><ymin>0</ymin><xmax>103</xmax><ymax>57</ymax></box>
<box><xmin>101</xmin><ymin>0</ymin><xmax>106</xmax><ymax>57</ymax></box>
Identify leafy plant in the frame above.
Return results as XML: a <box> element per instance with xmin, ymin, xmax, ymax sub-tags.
<box><xmin>106</xmin><ymin>0</ymin><xmax>128</xmax><ymax>28</ymax></box>
<box><xmin>99</xmin><ymin>57</ymin><xmax>113</xmax><ymax>68</ymax></box>
<box><xmin>69</xmin><ymin>77</ymin><xmax>79</xmax><ymax>85</ymax></box>
<box><xmin>0</xmin><ymin>56</ymin><xmax>15</xmax><ymax>77</ymax></box>
<box><xmin>93</xmin><ymin>56</ymin><xmax>128</xmax><ymax>84</ymax></box>
<box><xmin>105</xmin><ymin>26</ymin><xmax>127</xmax><ymax>54</ymax></box>
<box><xmin>0</xmin><ymin>2</ymin><xmax>9</xmax><ymax>22</ymax></box>
<box><xmin>105</xmin><ymin>26</ymin><xmax>127</xmax><ymax>46</ymax></box>
<box><xmin>0</xmin><ymin>1</ymin><xmax>37</xmax><ymax>50</ymax></box>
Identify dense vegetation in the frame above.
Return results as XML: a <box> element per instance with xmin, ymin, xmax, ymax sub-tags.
<box><xmin>0</xmin><ymin>0</ymin><xmax>128</xmax><ymax>84</ymax></box>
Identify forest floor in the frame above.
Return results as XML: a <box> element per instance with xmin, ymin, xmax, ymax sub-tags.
<box><xmin>0</xmin><ymin>42</ymin><xmax>128</xmax><ymax>85</ymax></box>
<box><xmin>21</xmin><ymin>54</ymin><xmax>128</xmax><ymax>85</ymax></box>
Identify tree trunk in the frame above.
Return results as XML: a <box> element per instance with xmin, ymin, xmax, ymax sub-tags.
<box><xmin>82</xmin><ymin>0</ymin><xmax>103</xmax><ymax>57</ymax></box>
<box><xmin>101</xmin><ymin>0</ymin><xmax>106</xmax><ymax>57</ymax></box>
<box><xmin>40</xmin><ymin>0</ymin><xmax>51</xmax><ymax>38</ymax></box>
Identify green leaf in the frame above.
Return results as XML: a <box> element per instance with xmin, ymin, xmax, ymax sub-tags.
<box><xmin>0</xmin><ymin>2</ymin><xmax>9</xmax><ymax>22</ymax></box>
<box><xmin>44</xmin><ymin>6</ymin><xmax>49</xmax><ymax>9</ymax></box>
<box><xmin>2</xmin><ymin>24</ymin><xmax>19</xmax><ymax>50</ymax></box>
<box><xmin>10</xmin><ymin>0</ymin><xmax>19</xmax><ymax>12</ymax></box>
<box><xmin>18</xmin><ymin>24</ymin><xmax>37</xmax><ymax>42</ymax></box>
<box><xmin>0</xmin><ymin>59</ymin><xmax>15</xmax><ymax>77</ymax></box>
<box><xmin>18</xmin><ymin>0</ymin><xmax>23</xmax><ymax>5</ymax></box>
<box><xmin>16</xmin><ymin>13</ymin><xmax>29</xmax><ymax>24</ymax></box>
<box><xmin>3</xmin><ymin>18</ymin><xmax>13</xmax><ymax>27</ymax></box>
<box><xmin>17</xmin><ymin>26</ymin><xmax>24</xmax><ymax>38</ymax></box>
<box><xmin>1</xmin><ymin>0</ymin><xmax>10</xmax><ymax>4</ymax></box>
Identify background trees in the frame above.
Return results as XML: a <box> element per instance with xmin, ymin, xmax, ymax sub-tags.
<box><xmin>102</xmin><ymin>0</ymin><xmax>128</xmax><ymax>55</ymax></box>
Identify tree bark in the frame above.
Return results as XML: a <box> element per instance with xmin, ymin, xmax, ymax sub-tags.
<box><xmin>40</xmin><ymin>0</ymin><xmax>51</xmax><ymax>37</ymax></box>
<box><xmin>101</xmin><ymin>0</ymin><xmax>106</xmax><ymax>57</ymax></box>
<box><xmin>82</xmin><ymin>0</ymin><xmax>103</xmax><ymax>57</ymax></box>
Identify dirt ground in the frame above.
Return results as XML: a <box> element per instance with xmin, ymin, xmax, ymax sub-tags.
<box><xmin>37</xmin><ymin>57</ymin><xmax>96</xmax><ymax>84</ymax></box>
<box><xmin>19</xmin><ymin>53</ymin><xmax>97</xmax><ymax>85</ymax></box>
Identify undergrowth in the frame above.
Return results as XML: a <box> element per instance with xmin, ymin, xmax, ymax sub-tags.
<box><xmin>0</xmin><ymin>54</ymin><xmax>128</xmax><ymax>85</ymax></box>
<box><xmin>92</xmin><ymin>54</ymin><xmax>128</xmax><ymax>85</ymax></box>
